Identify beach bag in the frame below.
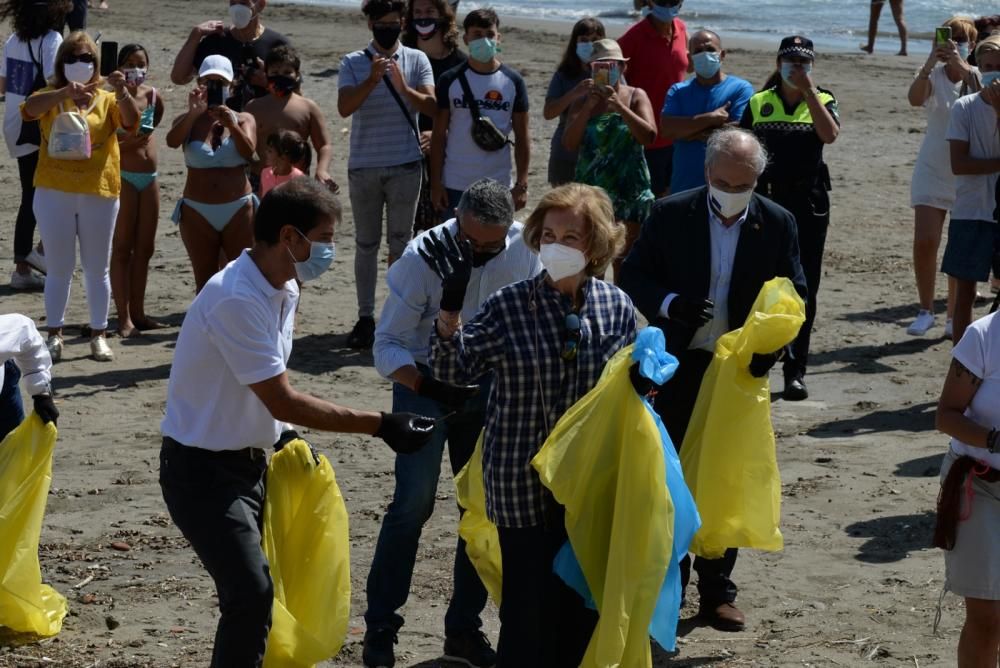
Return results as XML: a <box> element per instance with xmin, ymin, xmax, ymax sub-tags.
<box><xmin>680</xmin><ymin>277</ymin><xmax>805</xmax><ymax>559</ymax></box>
<box><xmin>262</xmin><ymin>437</ymin><xmax>351</xmax><ymax>667</ymax></box>
<box><xmin>0</xmin><ymin>413</ymin><xmax>67</xmax><ymax>637</ymax></box>
<box><xmin>16</xmin><ymin>39</ymin><xmax>47</xmax><ymax>147</ymax></box>
<box><xmin>47</xmin><ymin>101</ymin><xmax>93</xmax><ymax>161</ymax></box>
<box><xmin>457</xmin><ymin>69</ymin><xmax>510</xmax><ymax>152</ymax></box>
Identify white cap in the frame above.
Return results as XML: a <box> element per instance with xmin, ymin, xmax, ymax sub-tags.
<box><xmin>198</xmin><ymin>54</ymin><xmax>234</xmax><ymax>82</ymax></box>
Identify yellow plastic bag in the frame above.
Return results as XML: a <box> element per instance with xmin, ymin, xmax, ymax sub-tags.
<box><xmin>454</xmin><ymin>433</ymin><xmax>502</xmax><ymax>605</ymax></box>
<box><xmin>532</xmin><ymin>345</ymin><xmax>672</xmax><ymax>668</ymax></box>
<box><xmin>262</xmin><ymin>439</ymin><xmax>350</xmax><ymax>668</ymax></box>
<box><xmin>0</xmin><ymin>413</ymin><xmax>67</xmax><ymax>637</ymax></box>
<box><xmin>680</xmin><ymin>277</ymin><xmax>805</xmax><ymax>559</ymax></box>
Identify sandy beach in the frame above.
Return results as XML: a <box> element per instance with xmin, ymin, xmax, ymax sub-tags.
<box><xmin>0</xmin><ymin>0</ymin><xmax>976</xmax><ymax>665</ymax></box>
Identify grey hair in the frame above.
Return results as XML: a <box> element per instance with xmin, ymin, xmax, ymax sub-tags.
<box><xmin>705</xmin><ymin>127</ymin><xmax>769</xmax><ymax>176</ymax></box>
<box><xmin>456</xmin><ymin>178</ymin><xmax>515</xmax><ymax>227</ymax></box>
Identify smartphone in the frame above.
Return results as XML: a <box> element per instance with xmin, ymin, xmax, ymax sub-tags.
<box><xmin>591</xmin><ymin>61</ymin><xmax>610</xmax><ymax>88</ymax></box>
<box><xmin>100</xmin><ymin>40</ymin><xmax>118</xmax><ymax>77</ymax></box>
<box><xmin>206</xmin><ymin>80</ymin><xmax>225</xmax><ymax>108</ymax></box>
<box><xmin>936</xmin><ymin>26</ymin><xmax>952</xmax><ymax>47</ymax></box>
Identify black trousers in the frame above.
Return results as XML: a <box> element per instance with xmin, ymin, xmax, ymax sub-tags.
<box><xmin>654</xmin><ymin>348</ymin><xmax>739</xmax><ymax>606</ymax></box>
<box><xmin>496</xmin><ymin>515</ymin><xmax>597</xmax><ymax>668</ymax></box>
<box><xmin>159</xmin><ymin>438</ymin><xmax>273</xmax><ymax>668</ymax></box>
<box><xmin>15</xmin><ymin>152</ymin><xmax>39</xmax><ymax>262</ymax></box>
<box><xmin>65</xmin><ymin>0</ymin><xmax>87</xmax><ymax>31</ymax></box>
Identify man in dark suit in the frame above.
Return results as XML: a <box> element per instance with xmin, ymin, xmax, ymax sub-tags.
<box><xmin>619</xmin><ymin>126</ymin><xmax>807</xmax><ymax>632</ymax></box>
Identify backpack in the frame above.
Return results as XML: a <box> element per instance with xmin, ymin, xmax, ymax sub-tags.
<box><xmin>15</xmin><ymin>38</ymin><xmax>49</xmax><ymax>147</ymax></box>
<box><xmin>47</xmin><ymin>100</ymin><xmax>94</xmax><ymax>161</ymax></box>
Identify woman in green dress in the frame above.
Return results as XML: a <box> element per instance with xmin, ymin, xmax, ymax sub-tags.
<box><xmin>563</xmin><ymin>39</ymin><xmax>657</xmax><ymax>277</ymax></box>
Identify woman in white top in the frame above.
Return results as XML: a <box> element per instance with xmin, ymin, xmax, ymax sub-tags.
<box><xmin>935</xmin><ymin>311</ymin><xmax>1000</xmax><ymax>667</ymax></box>
<box><xmin>906</xmin><ymin>17</ymin><xmax>980</xmax><ymax>337</ymax></box>
<box><xmin>0</xmin><ymin>0</ymin><xmax>68</xmax><ymax>289</ymax></box>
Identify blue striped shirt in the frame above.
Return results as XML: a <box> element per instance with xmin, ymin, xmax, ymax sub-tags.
<box><xmin>430</xmin><ymin>273</ymin><xmax>637</xmax><ymax>527</ymax></box>
<box><xmin>339</xmin><ymin>42</ymin><xmax>434</xmax><ymax>169</ymax></box>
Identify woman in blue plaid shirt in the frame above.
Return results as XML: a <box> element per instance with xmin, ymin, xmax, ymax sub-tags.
<box><xmin>427</xmin><ymin>183</ymin><xmax>637</xmax><ymax>667</ymax></box>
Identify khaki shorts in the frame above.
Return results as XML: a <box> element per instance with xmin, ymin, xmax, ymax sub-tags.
<box><xmin>941</xmin><ymin>450</ymin><xmax>1000</xmax><ymax>600</ymax></box>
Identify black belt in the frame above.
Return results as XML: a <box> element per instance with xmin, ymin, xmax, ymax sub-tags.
<box><xmin>162</xmin><ymin>436</ymin><xmax>266</xmax><ymax>461</ymax></box>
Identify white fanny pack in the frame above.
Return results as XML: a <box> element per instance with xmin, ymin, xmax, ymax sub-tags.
<box><xmin>47</xmin><ymin>100</ymin><xmax>96</xmax><ymax>160</ymax></box>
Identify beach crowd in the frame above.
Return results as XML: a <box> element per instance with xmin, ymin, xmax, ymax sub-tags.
<box><xmin>1</xmin><ymin>0</ymin><xmax>999</xmax><ymax>666</ymax></box>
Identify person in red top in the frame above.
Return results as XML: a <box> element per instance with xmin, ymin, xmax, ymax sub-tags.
<box><xmin>618</xmin><ymin>0</ymin><xmax>688</xmax><ymax>196</ymax></box>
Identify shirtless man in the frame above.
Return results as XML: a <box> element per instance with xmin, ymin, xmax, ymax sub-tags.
<box><xmin>245</xmin><ymin>45</ymin><xmax>337</xmax><ymax>193</ymax></box>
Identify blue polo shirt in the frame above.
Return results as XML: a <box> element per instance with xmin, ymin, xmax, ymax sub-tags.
<box><xmin>662</xmin><ymin>74</ymin><xmax>753</xmax><ymax>194</ymax></box>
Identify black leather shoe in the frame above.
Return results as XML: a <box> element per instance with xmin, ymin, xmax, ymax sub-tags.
<box><xmin>443</xmin><ymin>630</ymin><xmax>496</xmax><ymax>667</ymax></box>
<box><xmin>363</xmin><ymin>627</ymin><xmax>397</xmax><ymax>667</ymax></box>
<box><xmin>698</xmin><ymin>601</ymin><xmax>746</xmax><ymax>632</ymax></box>
<box><xmin>784</xmin><ymin>377</ymin><xmax>808</xmax><ymax>401</ymax></box>
<box><xmin>347</xmin><ymin>316</ymin><xmax>376</xmax><ymax>349</ymax></box>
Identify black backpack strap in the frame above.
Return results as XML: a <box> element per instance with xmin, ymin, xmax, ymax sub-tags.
<box><xmin>456</xmin><ymin>64</ymin><xmax>482</xmax><ymax>120</ymax></box>
<box><xmin>363</xmin><ymin>49</ymin><xmax>420</xmax><ymax>143</ymax></box>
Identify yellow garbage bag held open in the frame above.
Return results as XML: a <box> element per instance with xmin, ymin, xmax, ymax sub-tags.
<box><xmin>0</xmin><ymin>413</ymin><xmax>67</xmax><ymax>637</ymax></box>
<box><xmin>262</xmin><ymin>438</ymin><xmax>350</xmax><ymax>668</ymax></box>
<box><xmin>533</xmin><ymin>344</ymin><xmax>672</xmax><ymax>668</ymax></box>
<box><xmin>454</xmin><ymin>433</ymin><xmax>502</xmax><ymax>605</ymax></box>
<box><xmin>680</xmin><ymin>277</ymin><xmax>805</xmax><ymax>559</ymax></box>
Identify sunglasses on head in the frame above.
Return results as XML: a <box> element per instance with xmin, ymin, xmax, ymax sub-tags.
<box><xmin>65</xmin><ymin>53</ymin><xmax>96</xmax><ymax>64</ymax></box>
<box><xmin>562</xmin><ymin>312</ymin><xmax>582</xmax><ymax>361</ymax></box>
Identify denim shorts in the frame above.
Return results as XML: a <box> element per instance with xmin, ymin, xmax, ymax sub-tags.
<box><xmin>941</xmin><ymin>218</ymin><xmax>1000</xmax><ymax>282</ymax></box>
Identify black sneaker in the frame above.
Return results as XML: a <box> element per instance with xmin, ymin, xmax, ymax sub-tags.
<box><xmin>363</xmin><ymin>627</ymin><xmax>397</xmax><ymax>668</ymax></box>
<box><xmin>347</xmin><ymin>316</ymin><xmax>376</xmax><ymax>349</ymax></box>
<box><xmin>443</xmin><ymin>630</ymin><xmax>496</xmax><ymax>667</ymax></box>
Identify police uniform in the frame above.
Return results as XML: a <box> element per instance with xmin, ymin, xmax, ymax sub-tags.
<box><xmin>740</xmin><ymin>37</ymin><xmax>839</xmax><ymax>385</ymax></box>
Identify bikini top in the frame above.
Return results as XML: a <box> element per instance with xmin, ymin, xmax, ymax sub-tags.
<box><xmin>117</xmin><ymin>88</ymin><xmax>157</xmax><ymax>136</ymax></box>
<box><xmin>184</xmin><ymin>135</ymin><xmax>248</xmax><ymax>169</ymax></box>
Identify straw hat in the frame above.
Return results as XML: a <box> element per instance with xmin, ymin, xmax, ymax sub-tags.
<box><xmin>590</xmin><ymin>39</ymin><xmax>629</xmax><ymax>62</ymax></box>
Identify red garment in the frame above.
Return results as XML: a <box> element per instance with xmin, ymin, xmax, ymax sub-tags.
<box><xmin>618</xmin><ymin>16</ymin><xmax>689</xmax><ymax>149</ymax></box>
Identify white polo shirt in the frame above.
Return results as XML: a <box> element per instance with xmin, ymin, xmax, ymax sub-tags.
<box><xmin>161</xmin><ymin>251</ymin><xmax>298</xmax><ymax>451</ymax></box>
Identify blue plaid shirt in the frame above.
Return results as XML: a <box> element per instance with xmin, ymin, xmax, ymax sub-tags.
<box><xmin>430</xmin><ymin>272</ymin><xmax>637</xmax><ymax>528</ymax></box>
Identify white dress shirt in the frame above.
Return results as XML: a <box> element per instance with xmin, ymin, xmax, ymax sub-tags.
<box><xmin>161</xmin><ymin>251</ymin><xmax>298</xmax><ymax>452</ymax></box>
<box><xmin>0</xmin><ymin>314</ymin><xmax>52</xmax><ymax>396</ymax></box>
<box><xmin>659</xmin><ymin>194</ymin><xmax>749</xmax><ymax>352</ymax></box>
<box><xmin>373</xmin><ymin>219</ymin><xmax>543</xmax><ymax>379</ymax></box>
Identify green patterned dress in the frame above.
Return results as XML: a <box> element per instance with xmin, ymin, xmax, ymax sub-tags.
<box><xmin>574</xmin><ymin>112</ymin><xmax>655</xmax><ymax>223</ymax></box>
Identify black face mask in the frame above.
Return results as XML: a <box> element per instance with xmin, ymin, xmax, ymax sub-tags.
<box><xmin>413</xmin><ymin>17</ymin><xmax>441</xmax><ymax>41</ymax></box>
<box><xmin>471</xmin><ymin>248</ymin><xmax>503</xmax><ymax>267</ymax></box>
<box><xmin>373</xmin><ymin>24</ymin><xmax>402</xmax><ymax>50</ymax></box>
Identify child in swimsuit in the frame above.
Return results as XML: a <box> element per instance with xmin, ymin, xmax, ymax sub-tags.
<box><xmin>111</xmin><ymin>43</ymin><xmax>165</xmax><ymax>338</ymax></box>
<box><xmin>260</xmin><ymin>128</ymin><xmax>310</xmax><ymax>197</ymax></box>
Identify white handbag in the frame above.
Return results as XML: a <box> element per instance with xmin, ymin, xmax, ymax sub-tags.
<box><xmin>47</xmin><ymin>100</ymin><xmax>94</xmax><ymax>160</ymax></box>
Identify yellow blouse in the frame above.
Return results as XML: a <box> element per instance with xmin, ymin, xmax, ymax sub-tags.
<box><xmin>21</xmin><ymin>87</ymin><xmax>123</xmax><ymax>199</ymax></box>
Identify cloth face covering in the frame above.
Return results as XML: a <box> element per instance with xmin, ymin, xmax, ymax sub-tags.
<box><xmin>469</xmin><ymin>37</ymin><xmax>498</xmax><ymax>63</ymax></box>
<box><xmin>539</xmin><ymin>242</ymin><xmax>587</xmax><ymax>281</ymax></box>
<box><xmin>413</xmin><ymin>18</ymin><xmax>441</xmax><ymax>40</ymax></box>
<box><xmin>780</xmin><ymin>61</ymin><xmax>812</xmax><ymax>86</ymax></box>
<box><xmin>709</xmin><ymin>184</ymin><xmax>753</xmax><ymax>218</ymax></box>
<box><xmin>373</xmin><ymin>24</ymin><xmax>402</xmax><ymax>50</ymax></box>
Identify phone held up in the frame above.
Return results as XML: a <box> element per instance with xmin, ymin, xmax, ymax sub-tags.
<box><xmin>935</xmin><ymin>26</ymin><xmax>952</xmax><ymax>47</ymax></box>
<box><xmin>206</xmin><ymin>80</ymin><xmax>225</xmax><ymax>108</ymax></box>
<box><xmin>100</xmin><ymin>40</ymin><xmax>118</xmax><ymax>77</ymax></box>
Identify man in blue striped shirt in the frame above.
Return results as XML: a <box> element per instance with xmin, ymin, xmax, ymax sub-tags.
<box><xmin>364</xmin><ymin>179</ymin><xmax>540</xmax><ymax>668</ymax></box>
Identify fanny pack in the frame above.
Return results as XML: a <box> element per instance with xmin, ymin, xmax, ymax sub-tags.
<box><xmin>933</xmin><ymin>454</ymin><xmax>1000</xmax><ymax>551</ymax></box>
<box><xmin>47</xmin><ymin>100</ymin><xmax>96</xmax><ymax>161</ymax></box>
<box><xmin>457</xmin><ymin>68</ymin><xmax>511</xmax><ymax>152</ymax></box>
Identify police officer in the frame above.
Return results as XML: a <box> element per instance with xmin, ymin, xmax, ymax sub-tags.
<box><xmin>741</xmin><ymin>35</ymin><xmax>839</xmax><ymax>401</ymax></box>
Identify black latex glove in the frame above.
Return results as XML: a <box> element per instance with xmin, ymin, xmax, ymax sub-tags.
<box><xmin>418</xmin><ymin>228</ymin><xmax>473</xmax><ymax>313</ymax></box>
<box><xmin>33</xmin><ymin>394</ymin><xmax>58</xmax><ymax>426</ymax></box>
<box><xmin>274</xmin><ymin>429</ymin><xmax>320</xmax><ymax>465</ymax></box>
<box><xmin>667</xmin><ymin>296</ymin><xmax>715</xmax><ymax>329</ymax></box>
<box><xmin>375</xmin><ymin>412</ymin><xmax>436</xmax><ymax>455</ymax></box>
<box><xmin>748</xmin><ymin>351</ymin><xmax>781</xmax><ymax>378</ymax></box>
<box><xmin>416</xmin><ymin>375</ymin><xmax>480</xmax><ymax>409</ymax></box>
<box><xmin>629</xmin><ymin>362</ymin><xmax>656</xmax><ymax>397</ymax></box>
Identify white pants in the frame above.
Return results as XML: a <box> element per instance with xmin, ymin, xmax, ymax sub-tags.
<box><xmin>34</xmin><ymin>187</ymin><xmax>120</xmax><ymax>330</ymax></box>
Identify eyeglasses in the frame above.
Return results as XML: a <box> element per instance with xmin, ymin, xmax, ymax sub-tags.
<box><xmin>457</xmin><ymin>229</ymin><xmax>506</xmax><ymax>254</ymax></box>
<box><xmin>562</xmin><ymin>312</ymin><xmax>581</xmax><ymax>361</ymax></box>
<box><xmin>64</xmin><ymin>53</ymin><xmax>96</xmax><ymax>64</ymax></box>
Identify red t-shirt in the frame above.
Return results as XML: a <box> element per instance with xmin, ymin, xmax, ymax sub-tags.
<box><xmin>618</xmin><ymin>16</ymin><xmax>689</xmax><ymax>149</ymax></box>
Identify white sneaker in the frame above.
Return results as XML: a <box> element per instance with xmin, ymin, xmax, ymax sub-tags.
<box><xmin>24</xmin><ymin>248</ymin><xmax>46</xmax><ymax>275</ymax></box>
<box><xmin>906</xmin><ymin>310</ymin><xmax>935</xmax><ymax>336</ymax></box>
<box><xmin>10</xmin><ymin>269</ymin><xmax>44</xmax><ymax>290</ymax></box>
<box><xmin>90</xmin><ymin>336</ymin><xmax>114</xmax><ymax>362</ymax></box>
<box><xmin>945</xmin><ymin>318</ymin><xmax>954</xmax><ymax>339</ymax></box>
<box><xmin>46</xmin><ymin>335</ymin><xmax>63</xmax><ymax>363</ymax></box>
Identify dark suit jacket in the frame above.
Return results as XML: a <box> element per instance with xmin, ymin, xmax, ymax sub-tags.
<box><xmin>619</xmin><ymin>187</ymin><xmax>808</xmax><ymax>356</ymax></box>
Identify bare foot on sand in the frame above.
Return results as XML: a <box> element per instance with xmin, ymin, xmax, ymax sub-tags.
<box><xmin>118</xmin><ymin>323</ymin><xmax>141</xmax><ymax>339</ymax></box>
<box><xmin>99</xmin><ymin>0</ymin><xmax>108</xmax><ymax>8</ymax></box>
<box><xmin>897</xmin><ymin>49</ymin><xmax>908</xmax><ymax>56</ymax></box>
<box><xmin>134</xmin><ymin>316</ymin><xmax>166</xmax><ymax>331</ymax></box>
<box><xmin>860</xmin><ymin>43</ymin><xmax>874</xmax><ymax>54</ymax></box>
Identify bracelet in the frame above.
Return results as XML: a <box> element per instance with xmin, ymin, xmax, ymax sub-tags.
<box><xmin>512</xmin><ymin>182</ymin><xmax>528</xmax><ymax>192</ymax></box>
<box><xmin>116</xmin><ymin>90</ymin><xmax>131</xmax><ymax>102</ymax></box>
<box><xmin>988</xmin><ymin>428</ymin><xmax>999</xmax><ymax>454</ymax></box>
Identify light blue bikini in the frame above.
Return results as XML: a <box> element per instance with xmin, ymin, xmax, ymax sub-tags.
<box><xmin>173</xmin><ymin>135</ymin><xmax>257</xmax><ymax>231</ymax></box>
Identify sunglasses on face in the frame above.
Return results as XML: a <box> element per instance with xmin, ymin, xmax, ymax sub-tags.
<box><xmin>65</xmin><ymin>53</ymin><xmax>96</xmax><ymax>64</ymax></box>
<box><xmin>562</xmin><ymin>312</ymin><xmax>582</xmax><ymax>361</ymax></box>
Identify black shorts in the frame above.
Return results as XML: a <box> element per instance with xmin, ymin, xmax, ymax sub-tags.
<box><xmin>644</xmin><ymin>146</ymin><xmax>674</xmax><ymax>196</ymax></box>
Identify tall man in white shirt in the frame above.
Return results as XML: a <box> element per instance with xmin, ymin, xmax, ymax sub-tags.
<box><xmin>364</xmin><ymin>178</ymin><xmax>541</xmax><ymax>668</ymax></box>
<box><xmin>619</xmin><ymin>128</ymin><xmax>806</xmax><ymax>633</ymax></box>
<box><xmin>159</xmin><ymin>178</ymin><xmax>436</xmax><ymax>668</ymax></box>
<box><xmin>0</xmin><ymin>314</ymin><xmax>58</xmax><ymax>439</ymax></box>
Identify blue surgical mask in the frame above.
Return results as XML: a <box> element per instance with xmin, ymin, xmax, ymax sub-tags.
<box><xmin>692</xmin><ymin>51</ymin><xmax>722</xmax><ymax>78</ymax></box>
<box><xmin>468</xmin><ymin>37</ymin><xmax>499</xmax><ymax>64</ymax></box>
<box><xmin>576</xmin><ymin>41</ymin><xmax>594</xmax><ymax>63</ymax></box>
<box><xmin>780</xmin><ymin>61</ymin><xmax>812</xmax><ymax>85</ymax></box>
<box><xmin>288</xmin><ymin>228</ymin><xmax>335</xmax><ymax>282</ymax></box>
<box><xmin>983</xmin><ymin>71</ymin><xmax>1000</xmax><ymax>87</ymax></box>
<box><xmin>608</xmin><ymin>64</ymin><xmax>621</xmax><ymax>87</ymax></box>
<box><xmin>958</xmin><ymin>42</ymin><xmax>970</xmax><ymax>61</ymax></box>
<box><xmin>650</xmin><ymin>3</ymin><xmax>680</xmax><ymax>22</ymax></box>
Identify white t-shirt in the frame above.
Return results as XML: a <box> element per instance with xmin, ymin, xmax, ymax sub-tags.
<box><xmin>161</xmin><ymin>251</ymin><xmax>299</xmax><ymax>452</ymax></box>
<box><xmin>436</xmin><ymin>62</ymin><xmax>529</xmax><ymax>190</ymax></box>
<box><xmin>1</xmin><ymin>31</ymin><xmax>61</xmax><ymax>159</ymax></box>
<box><xmin>0</xmin><ymin>313</ymin><xmax>51</xmax><ymax>396</ymax></box>
<box><xmin>945</xmin><ymin>93</ymin><xmax>1000</xmax><ymax>222</ymax></box>
<box><xmin>950</xmin><ymin>311</ymin><xmax>1000</xmax><ymax>470</ymax></box>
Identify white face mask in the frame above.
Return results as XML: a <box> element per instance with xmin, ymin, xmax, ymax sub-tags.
<box><xmin>708</xmin><ymin>183</ymin><xmax>754</xmax><ymax>218</ymax></box>
<box><xmin>539</xmin><ymin>242</ymin><xmax>587</xmax><ymax>281</ymax></box>
<box><xmin>64</xmin><ymin>61</ymin><xmax>95</xmax><ymax>84</ymax></box>
<box><xmin>229</xmin><ymin>3</ymin><xmax>255</xmax><ymax>29</ymax></box>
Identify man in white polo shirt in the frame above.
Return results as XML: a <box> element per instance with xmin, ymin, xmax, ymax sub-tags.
<box><xmin>159</xmin><ymin>178</ymin><xmax>435</xmax><ymax>667</ymax></box>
